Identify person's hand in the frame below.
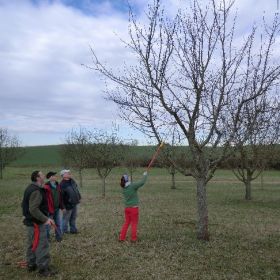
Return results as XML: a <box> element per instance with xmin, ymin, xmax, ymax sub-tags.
<box><xmin>44</xmin><ymin>218</ymin><xmax>55</xmax><ymax>226</ymax></box>
<box><xmin>143</xmin><ymin>171</ymin><xmax>148</xmax><ymax>176</ymax></box>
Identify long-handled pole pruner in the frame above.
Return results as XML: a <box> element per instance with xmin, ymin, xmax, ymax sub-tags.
<box><xmin>146</xmin><ymin>142</ymin><xmax>164</xmax><ymax>171</ymax></box>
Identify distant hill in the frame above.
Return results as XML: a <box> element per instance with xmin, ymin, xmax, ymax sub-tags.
<box><xmin>12</xmin><ymin>145</ymin><xmax>63</xmax><ymax>167</ymax></box>
<box><xmin>11</xmin><ymin>145</ymin><xmax>157</xmax><ymax>167</ymax></box>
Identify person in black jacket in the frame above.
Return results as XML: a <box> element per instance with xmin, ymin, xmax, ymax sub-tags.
<box><xmin>60</xmin><ymin>170</ymin><xmax>81</xmax><ymax>234</ymax></box>
<box><xmin>22</xmin><ymin>170</ymin><xmax>57</xmax><ymax>277</ymax></box>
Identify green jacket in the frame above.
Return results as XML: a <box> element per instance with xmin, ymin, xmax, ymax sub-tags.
<box><xmin>122</xmin><ymin>174</ymin><xmax>148</xmax><ymax>207</ymax></box>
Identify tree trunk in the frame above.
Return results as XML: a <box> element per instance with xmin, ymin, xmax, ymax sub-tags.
<box><xmin>171</xmin><ymin>172</ymin><xmax>176</xmax><ymax>189</ymax></box>
<box><xmin>245</xmin><ymin>180</ymin><xmax>252</xmax><ymax>200</ymax></box>
<box><xmin>0</xmin><ymin>159</ymin><xmax>3</xmax><ymax>179</ymax></box>
<box><xmin>260</xmin><ymin>171</ymin><xmax>264</xmax><ymax>190</ymax></box>
<box><xmin>196</xmin><ymin>177</ymin><xmax>209</xmax><ymax>241</ymax></box>
<box><xmin>78</xmin><ymin>168</ymin><xmax>83</xmax><ymax>188</ymax></box>
<box><xmin>130</xmin><ymin>169</ymin><xmax>133</xmax><ymax>183</ymax></box>
<box><xmin>102</xmin><ymin>177</ymin><xmax>106</xmax><ymax>198</ymax></box>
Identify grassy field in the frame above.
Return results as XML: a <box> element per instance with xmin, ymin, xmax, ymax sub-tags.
<box><xmin>0</xmin><ymin>167</ymin><xmax>280</xmax><ymax>279</ymax></box>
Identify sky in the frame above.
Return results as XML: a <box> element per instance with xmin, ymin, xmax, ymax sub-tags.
<box><xmin>0</xmin><ymin>0</ymin><xmax>278</xmax><ymax>146</ymax></box>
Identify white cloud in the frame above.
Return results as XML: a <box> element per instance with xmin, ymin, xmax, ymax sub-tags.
<box><xmin>0</xmin><ymin>0</ymin><xmax>136</xmax><ymax>145</ymax></box>
<box><xmin>0</xmin><ymin>0</ymin><xmax>278</xmax><ymax>146</ymax></box>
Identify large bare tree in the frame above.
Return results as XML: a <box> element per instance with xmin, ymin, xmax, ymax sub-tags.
<box><xmin>0</xmin><ymin>128</ymin><xmax>22</xmax><ymax>179</ymax></box>
<box><xmin>89</xmin><ymin>0</ymin><xmax>280</xmax><ymax>240</ymax></box>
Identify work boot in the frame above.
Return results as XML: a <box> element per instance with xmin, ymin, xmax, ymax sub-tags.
<box><xmin>56</xmin><ymin>236</ymin><xmax>63</xmax><ymax>242</ymax></box>
<box><xmin>38</xmin><ymin>266</ymin><xmax>58</xmax><ymax>277</ymax></box>
<box><xmin>27</xmin><ymin>263</ymin><xmax>37</xmax><ymax>272</ymax></box>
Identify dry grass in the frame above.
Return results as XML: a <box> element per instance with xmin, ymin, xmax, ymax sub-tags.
<box><xmin>0</xmin><ymin>167</ymin><xmax>280</xmax><ymax>279</ymax></box>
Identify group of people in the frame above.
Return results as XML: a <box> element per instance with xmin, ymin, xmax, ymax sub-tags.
<box><xmin>21</xmin><ymin>168</ymin><xmax>148</xmax><ymax>277</ymax></box>
<box><xmin>21</xmin><ymin>169</ymin><xmax>81</xmax><ymax>277</ymax></box>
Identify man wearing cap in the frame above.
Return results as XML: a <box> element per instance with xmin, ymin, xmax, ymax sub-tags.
<box><xmin>60</xmin><ymin>170</ymin><xmax>81</xmax><ymax>234</ymax></box>
<box><xmin>44</xmin><ymin>171</ymin><xmax>64</xmax><ymax>242</ymax></box>
<box><xmin>22</xmin><ymin>170</ymin><xmax>57</xmax><ymax>277</ymax></box>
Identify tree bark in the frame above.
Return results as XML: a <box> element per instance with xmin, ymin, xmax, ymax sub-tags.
<box><xmin>245</xmin><ymin>180</ymin><xmax>252</xmax><ymax>200</ymax></box>
<box><xmin>196</xmin><ymin>177</ymin><xmax>209</xmax><ymax>241</ymax></box>
<box><xmin>102</xmin><ymin>177</ymin><xmax>106</xmax><ymax>198</ymax></box>
<box><xmin>171</xmin><ymin>172</ymin><xmax>176</xmax><ymax>189</ymax></box>
<box><xmin>130</xmin><ymin>169</ymin><xmax>133</xmax><ymax>183</ymax></box>
<box><xmin>78</xmin><ymin>168</ymin><xmax>83</xmax><ymax>188</ymax></box>
<box><xmin>0</xmin><ymin>159</ymin><xmax>3</xmax><ymax>179</ymax></box>
<box><xmin>260</xmin><ymin>171</ymin><xmax>264</xmax><ymax>190</ymax></box>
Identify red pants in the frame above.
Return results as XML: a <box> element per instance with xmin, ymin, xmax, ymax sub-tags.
<box><xmin>119</xmin><ymin>207</ymin><xmax>139</xmax><ymax>241</ymax></box>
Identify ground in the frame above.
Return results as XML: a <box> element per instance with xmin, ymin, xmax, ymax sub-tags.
<box><xmin>0</xmin><ymin>167</ymin><xmax>280</xmax><ymax>279</ymax></box>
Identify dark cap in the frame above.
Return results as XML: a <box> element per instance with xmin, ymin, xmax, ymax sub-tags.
<box><xmin>46</xmin><ymin>171</ymin><xmax>57</xmax><ymax>179</ymax></box>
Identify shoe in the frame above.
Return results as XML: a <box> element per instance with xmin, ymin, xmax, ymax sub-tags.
<box><xmin>27</xmin><ymin>264</ymin><xmax>37</xmax><ymax>272</ymax></box>
<box><xmin>38</xmin><ymin>267</ymin><xmax>58</xmax><ymax>277</ymax></box>
<box><xmin>56</xmin><ymin>237</ymin><xmax>63</xmax><ymax>242</ymax></box>
<box><xmin>70</xmin><ymin>231</ymin><xmax>78</xmax><ymax>234</ymax></box>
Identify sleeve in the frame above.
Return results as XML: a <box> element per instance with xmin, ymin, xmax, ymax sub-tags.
<box><xmin>29</xmin><ymin>191</ymin><xmax>48</xmax><ymax>223</ymax></box>
<box><xmin>131</xmin><ymin>174</ymin><xmax>148</xmax><ymax>190</ymax></box>
<box><xmin>61</xmin><ymin>185</ymin><xmax>69</xmax><ymax>206</ymax></box>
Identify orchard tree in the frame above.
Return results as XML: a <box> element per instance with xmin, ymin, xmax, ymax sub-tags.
<box><xmin>231</xmin><ymin>99</ymin><xmax>280</xmax><ymax>200</ymax></box>
<box><xmin>0</xmin><ymin>128</ymin><xmax>22</xmax><ymax>179</ymax></box>
<box><xmin>60</xmin><ymin>127</ymin><xmax>91</xmax><ymax>188</ymax></box>
<box><xmin>123</xmin><ymin>139</ymin><xmax>139</xmax><ymax>182</ymax></box>
<box><xmin>88</xmin><ymin>130</ymin><xmax>124</xmax><ymax>197</ymax></box>
<box><xmin>89</xmin><ymin>0</ymin><xmax>280</xmax><ymax>240</ymax></box>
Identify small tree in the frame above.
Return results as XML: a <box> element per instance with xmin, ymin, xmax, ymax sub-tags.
<box><xmin>123</xmin><ymin>140</ymin><xmax>139</xmax><ymax>182</ymax></box>
<box><xmin>0</xmin><ymin>128</ymin><xmax>22</xmax><ymax>179</ymax></box>
<box><xmin>231</xmin><ymin>100</ymin><xmax>280</xmax><ymax>200</ymax></box>
<box><xmin>88</xmin><ymin>130</ymin><xmax>124</xmax><ymax>197</ymax></box>
<box><xmin>158</xmin><ymin>129</ymin><xmax>179</xmax><ymax>189</ymax></box>
<box><xmin>60</xmin><ymin>127</ymin><xmax>91</xmax><ymax>188</ymax></box>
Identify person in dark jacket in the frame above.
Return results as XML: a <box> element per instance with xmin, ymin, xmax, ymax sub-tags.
<box><xmin>44</xmin><ymin>171</ymin><xmax>64</xmax><ymax>242</ymax></box>
<box><xmin>22</xmin><ymin>170</ymin><xmax>57</xmax><ymax>277</ymax></box>
<box><xmin>60</xmin><ymin>170</ymin><xmax>81</xmax><ymax>234</ymax></box>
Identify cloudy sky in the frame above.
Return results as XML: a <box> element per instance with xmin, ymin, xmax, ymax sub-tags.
<box><xmin>0</xmin><ymin>0</ymin><xmax>277</xmax><ymax>146</ymax></box>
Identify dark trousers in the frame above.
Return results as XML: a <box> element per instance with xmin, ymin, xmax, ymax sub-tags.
<box><xmin>63</xmin><ymin>205</ymin><xmax>78</xmax><ymax>233</ymax></box>
<box><xmin>26</xmin><ymin>224</ymin><xmax>50</xmax><ymax>269</ymax></box>
<box><xmin>46</xmin><ymin>209</ymin><xmax>63</xmax><ymax>241</ymax></box>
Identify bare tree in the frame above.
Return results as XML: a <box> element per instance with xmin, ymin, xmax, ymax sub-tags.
<box><xmin>0</xmin><ymin>128</ymin><xmax>22</xmax><ymax>179</ymax></box>
<box><xmin>89</xmin><ymin>0</ymin><xmax>280</xmax><ymax>240</ymax></box>
<box><xmin>60</xmin><ymin>127</ymin><xmax>91</xmax><ymax>188</ymax></box>
<box><xmin>231</xmin><ymin>99</ymin><xmax>280</xmax><ymax>200</ymax></box>
<box><xmin>158</xmin><ymin>128</ymin><xmax>179</xmax><ymax>189</ymax></box>
<box><xmin>88</xmin><ymin>130</ymin><xmax>124</xmax><ymax>197</ymax></box>
<box><xmin>123</xmin><ymin>139</ymin><xmax>139</xmax><ymax>182</ymax></box>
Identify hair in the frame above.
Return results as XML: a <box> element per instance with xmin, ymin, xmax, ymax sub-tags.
<box><xmin>31</xmin><ymin>170</ymin><xmax>40</xmax><ymax>182</ymax></box>
<box><xmin>120</xmin><ymin>176</ymin><xmax>126</xmax><ymax>188</ymax></box>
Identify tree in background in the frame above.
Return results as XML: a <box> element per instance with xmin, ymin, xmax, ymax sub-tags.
<box><xmin>158</xmin><ymin>128</ymin><xmax>180</xmax><ymax>189</ymax></box>
<box><xmin>0</xmin><ymin>128</ymin><xmax>22</xmax><ymax>179</ymax></box>
<box><xmin>60</xmin><ymin>127</ymin><xmax>91</xmax><ymax>188</ymax></box>
<box><xmin>90</xmin><ymin>0</ymin><xmax>280</xmax><ymax>240</ymax></box>
<box><xmin>123</xmin><ymin>139</ymin><xmax>139</xmax><ymax>182</ymax></box>
<box><xmin>231</xmin><ymin>99</ymin><xmax>280</xmax><ymax>200</ymax></box>
<box><xmin>88</xmin><ymin>130</ymin><xmax>124</xmax><ymax>197</ymax></box>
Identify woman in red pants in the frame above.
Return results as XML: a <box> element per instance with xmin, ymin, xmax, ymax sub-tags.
<box><xmin>119</xmin><ymin>171</ymin><xmax>148</xmax><ymax>242</ymax></box>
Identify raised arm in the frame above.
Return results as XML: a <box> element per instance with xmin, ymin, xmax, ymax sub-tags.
<box><xmin>131</xmin><ymin>172</ymin><xmax>148</xmax><ymax>190</ymax></box>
